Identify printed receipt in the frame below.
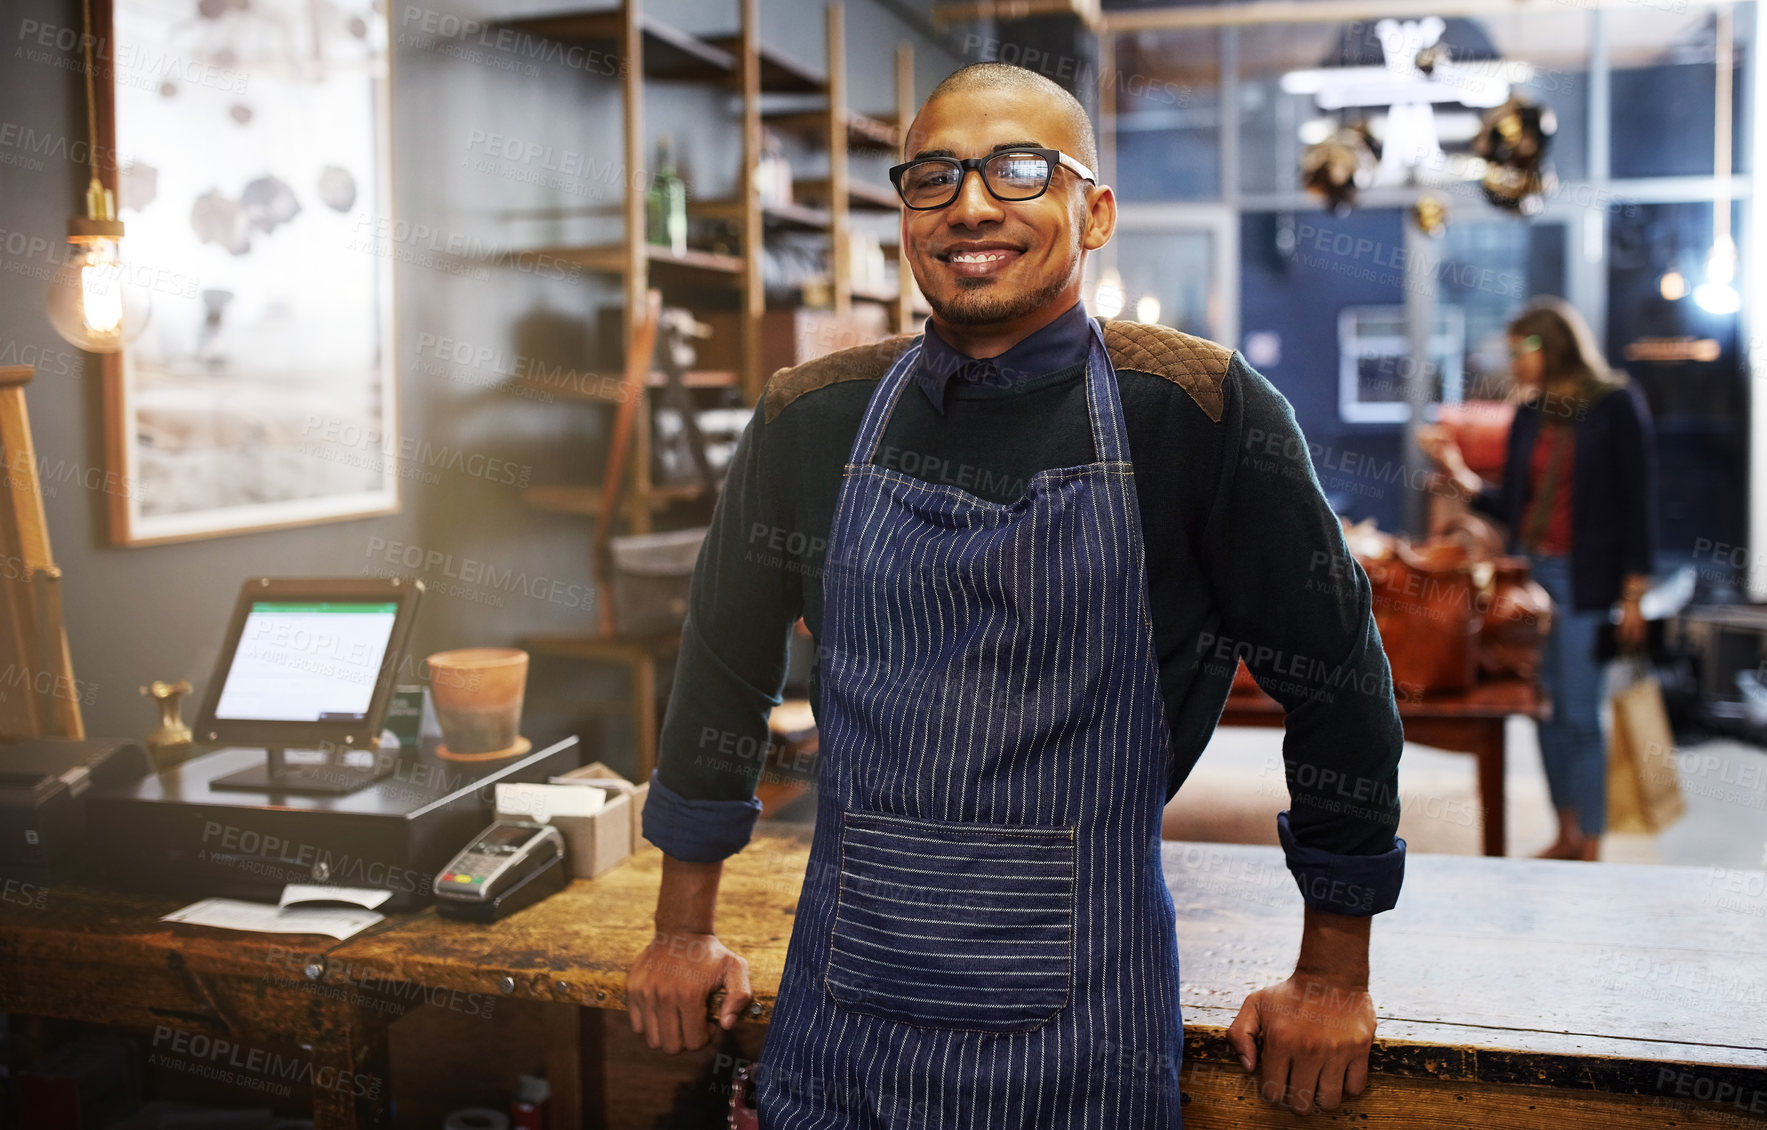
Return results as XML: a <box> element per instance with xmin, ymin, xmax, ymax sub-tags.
<box><xmin>161</xmin><ymin>897</ymin><xmax>385</xmax><ymax>941</ymax></box>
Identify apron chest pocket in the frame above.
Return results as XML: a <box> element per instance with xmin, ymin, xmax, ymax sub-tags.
<box><xmin>824</xmin><ymin>810</ymin><xmax>1076</xmax><ymax>1033</ymax></box>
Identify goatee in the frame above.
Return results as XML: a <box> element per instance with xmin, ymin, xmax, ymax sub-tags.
<box><xmin>926</xmin><ymin>270</ymin><xmax>1074</xmax><ymax>326</ymax></box>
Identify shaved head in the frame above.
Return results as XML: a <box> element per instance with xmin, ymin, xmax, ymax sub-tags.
<box><xmin>918</xmin><ymin>63</ymin><xmax>1097</xmax><ymax>172</ymax></box>
<box><xmin>898</xmin><ymin>61</ymin><xmax>1115</xmax><ymax>355</ymax></box>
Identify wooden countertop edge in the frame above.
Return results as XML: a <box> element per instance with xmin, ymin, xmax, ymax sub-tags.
<box><xmin>1181</xmin><ymin>1007</ymin><xmax>1767</xmax><ymax>1093</ymax></box>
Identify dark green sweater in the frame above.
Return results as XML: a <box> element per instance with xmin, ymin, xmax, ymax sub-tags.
<box><xmin>646</xmin><ymin>318</ymin><xmax>1405</xmax><ymax>906</ymax></box>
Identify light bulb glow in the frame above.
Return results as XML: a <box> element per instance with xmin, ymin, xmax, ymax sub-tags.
<box><xmin>1707</xmin><ymin>235</ymin><xmax>1737</xmax><ymax>286</ymax></box>
<box><xmin>48</xmin><ymin>236</ymin><xmax>150</xmax><ymax>353</ymax></box>
<box><xmin>1135</xmin><ymin>294</ymin><xmax>1162</xmax><ymax>324</ymax></box>
<box><xmin>1095</xmin><ymin>269</ymin><xmax>1125</xmax><ymax>320</ymax></box>
<box><xmin>1694</xmin><ymin>282</ymin><xmax>1741</xmax><ymax>315</ymax></box>
<box><xmin>80</xmin><ymin>243</ymin><xmax>123</xmax><ymax>336</ymax></box>
<box><xmin>1659</xmin><ymin>270</ymin><xmax>1687</xmax><ymax>301</ymax></box>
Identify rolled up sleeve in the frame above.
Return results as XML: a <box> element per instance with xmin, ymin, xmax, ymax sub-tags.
<box><xmin>642</xmin><ymin>770</ymin><xmax>765</xmax><ymax>862</ymax></box>
<box><xmin>1202</xmin><ymin>354</ymin><xmax>1407</xmax><ymax>914</ymax></box>
<box><xmin>1277</xmin><ymin>810</ymin><xmax>1406</xmax><ymax>915</ymax></box>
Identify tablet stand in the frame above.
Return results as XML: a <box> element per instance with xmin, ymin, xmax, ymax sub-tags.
<box><xmin>209</xmin><ymin>735</ymin><xmax>402</xmax><ymax>795</ymax></box>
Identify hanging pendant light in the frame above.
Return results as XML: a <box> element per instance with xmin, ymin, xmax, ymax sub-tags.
<box><xmin>48</xmin><ymin>0</ymin><xmax>150</xmax><ymax>353</ymax></box>
<box><xmin>1695</xmin><ymin>4</ymin><xmax>1740</xmax><ymax>316</ymax></box>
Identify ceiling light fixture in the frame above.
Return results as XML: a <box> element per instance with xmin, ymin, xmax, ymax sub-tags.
<box><xmin>47</xmin><ymin>0</ymin><xmax>150</xmax><ymax>353</ymax></box>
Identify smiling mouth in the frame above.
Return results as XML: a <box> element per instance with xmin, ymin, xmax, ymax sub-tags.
<box><xmin>938</xmin><ymin>247</ymin><xmax>1023</xmax><ymax>277</ymax></box>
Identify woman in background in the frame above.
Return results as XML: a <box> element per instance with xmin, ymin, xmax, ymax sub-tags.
<box><xmin>1420</xmin><ymin>297</ymin><xmax>1656</xmax><ymax>861</ymax></box>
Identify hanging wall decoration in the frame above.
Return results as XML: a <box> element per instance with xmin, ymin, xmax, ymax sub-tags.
<box><xmin>101</xmin><ymin>0</ymin><xmax>397</xmax><ymax>545</ymax></box>
<box><xmin>1472</xmin><ymin>94</ymin><xmax>1559</xmax><ymax>217</ymax></box>
<box><xmin>1302</xmin><ymin>125</ymin><xmax>1379</xmax><ymax>215</ymax></box>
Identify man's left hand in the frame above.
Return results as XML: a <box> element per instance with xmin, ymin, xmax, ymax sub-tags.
<box><xmin>1226</xmin><ymin>971</ymin><xmax>1376</xmax><ymax>1114</ymax></box>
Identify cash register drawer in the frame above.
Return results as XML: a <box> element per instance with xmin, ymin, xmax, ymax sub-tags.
<box><xmin>86</xmin><ymin>736</ymin><xmax>582</xmax><ymax>909</ymax></box>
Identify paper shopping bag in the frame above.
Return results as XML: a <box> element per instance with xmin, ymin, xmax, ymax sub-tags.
<box><xmin>1606</xmin><ymin>673</ymin><xmax>1686</xmax><ymax>834</ymax></box>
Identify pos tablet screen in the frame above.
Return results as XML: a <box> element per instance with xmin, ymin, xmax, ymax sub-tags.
<box><xmin>196</xmin><ymin>577</ymin><xmax>422</xmax><ymax>793</ymax></box>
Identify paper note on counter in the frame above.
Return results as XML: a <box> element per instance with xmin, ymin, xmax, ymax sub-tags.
<box><xmin>161</xmin><ymin>897</ymin><xmax>384</xmax><ymax>941</ymax></box>
<box><xmin>496</xmin><ymin>781</ymin><xmax>607</xmax><ymax>821</ymax></box>
<box><xmin>278</xmin><ymin>884</ymin><xmax>394</xmax><ymax>911</ymax></box>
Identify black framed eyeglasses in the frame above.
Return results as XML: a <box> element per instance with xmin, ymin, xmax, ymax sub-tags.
<box><xmin>888</xmin><ymin>148</ymin><xmax>1097</xmax><ymax>211</ymax></box>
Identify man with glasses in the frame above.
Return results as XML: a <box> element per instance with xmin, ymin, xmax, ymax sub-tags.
<box><xmin>629</xmin><ymin>62</ymin><xmax>1406</xmax><ymax>1127</ymax></box>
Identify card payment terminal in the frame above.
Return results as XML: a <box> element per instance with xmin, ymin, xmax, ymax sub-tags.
<box><xmin>435</xmin><ymin>820</ymin><xmax>568</xmax><ymax>922</ymax></box>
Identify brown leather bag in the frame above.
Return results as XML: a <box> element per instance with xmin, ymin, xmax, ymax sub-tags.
<box><xmin>1477</xmin><ymin>555</ymin><xmax>1553</xmax><ymax>680</ymax></box>
<box><xmin>1360</xmin><ymin>538</ymin><xmax>1481</xmax><ymax>695</ymax></box>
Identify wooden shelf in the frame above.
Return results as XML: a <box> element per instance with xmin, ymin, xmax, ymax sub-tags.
<box><xmin>523</xmin><ymin>480</ymin><xmax>708</xmax><ymax>518</ymax></box>
<box><xmin>704</xmin><ymin>36</ymin><xmax>825</xmax><ymax>93</ymax></box>
<box><xmin>500</xmin><ymin>9</ymin><xmax>736</xmax><ymax>82</ymax></box>
<box><xmin>527</xmin><ymin>241</ymin><xmax>745</xmax><ymax>279</ymax></box>
<box><xmin>512</xmin><ymin>369</ymin><xmax>740</xmax><ymax>403</ymax></box>
<box><xmin>763</xmin><ymin>107</ymin><xmax>900</xmax><ymax>150</ymax></box>
<box><xmin>793</xmin><ymin>177</ymin><xmax>899</xmax><ymax>212</ymax></box>
<box><xmin>688</xmin><ymin>197</ymin><xmax>830</xmax><ymax>231</ymax></box>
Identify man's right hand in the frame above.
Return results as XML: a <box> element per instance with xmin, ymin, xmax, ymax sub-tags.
<box><xmin>626</xmin><ymin>929</ymin><xmax>753</xmax><ymax>1053</ymax></box>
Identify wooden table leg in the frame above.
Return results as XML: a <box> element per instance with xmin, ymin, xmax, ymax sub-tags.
<box><xmin>1473</xmin><ymin>720</ymin><xmax>1508</xmax><ymax>857</ymax></box>
<box><xmin>302</xmin><ymin>995</ymin><xmax>394</xmax><ymax>1130</ymax></box>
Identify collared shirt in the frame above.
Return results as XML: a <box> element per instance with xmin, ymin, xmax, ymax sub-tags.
<box><xmin>914</xmin><ymin>301</ymin><xmax>1093</xmax><ymax>414</ymax></box>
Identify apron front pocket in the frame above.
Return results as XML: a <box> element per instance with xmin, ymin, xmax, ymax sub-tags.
<box><xmin>824</xmin><ymin>810</ymin><xmax>1076</xmax><ymax>1032</ymax></box>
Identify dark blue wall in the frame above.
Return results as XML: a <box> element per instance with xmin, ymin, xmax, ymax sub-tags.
<box><xmin>1238</xmin><ymin>208</ymin><xmax>1410</xmax><ymax>530</ymax></box>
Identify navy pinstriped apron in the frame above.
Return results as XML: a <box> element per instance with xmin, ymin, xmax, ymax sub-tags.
<box><xmin>756</xmin><ymin>322</ymin><xmax>1184</xmax><ymax>1129</ymax></box>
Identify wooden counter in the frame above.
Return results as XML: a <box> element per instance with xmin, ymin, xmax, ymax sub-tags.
<box><xmin>4</xmin><ymin>829</ymin><xmax>1763</xmax><ymax>1127</ymax></box>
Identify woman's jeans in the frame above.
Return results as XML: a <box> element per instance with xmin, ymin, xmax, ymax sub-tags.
<box><xmin>1529</xmin><ymin>554</ymin><xmax>1609</xmax><ymax>837</ymax></box>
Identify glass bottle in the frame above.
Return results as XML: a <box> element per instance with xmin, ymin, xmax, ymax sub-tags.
<box><xmin>645</xmin><ymin>135</ymin><xmax>687</xmax><ymax>256</ymax></box>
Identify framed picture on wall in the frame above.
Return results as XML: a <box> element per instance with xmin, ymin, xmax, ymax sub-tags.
<box><xmin>100</xmin><ymin>0</ymin><xmax>397</xmax><ymax>546</ymax></box>
<box><xmin>1337</xmin><ymin>305</ymin><xmax>1466</xmax><ymax>424</ymax></box>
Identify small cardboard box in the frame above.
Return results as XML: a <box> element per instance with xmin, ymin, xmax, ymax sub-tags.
<box><xmin>554</xmin><ymin>761</ymin><xmax>651</xmax><ymax>855</ymax></box>
<box><xmin>494</xmin><ymin>781</ymin><xmax>631</xmax><ymax>880</ymax></box>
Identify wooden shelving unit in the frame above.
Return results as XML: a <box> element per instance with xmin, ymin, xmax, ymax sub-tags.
<box><xmin>482</xmin><ymin>0</ymin><xmax>919</xmax><ymax>779</ymax></box>
<box><xmin>688</xmin><ymin>197</ymin><xmax>831</xmax><ymax>232</ymax></box>
<box><xmin>792</xmin><ymin>176</ymin><xmax>901</xmax><ymax>213</ymax></box>
<box><xmin>529</xmin><ymin>241</ymin><xmax>747</xmax><ymax>280</ymax></box>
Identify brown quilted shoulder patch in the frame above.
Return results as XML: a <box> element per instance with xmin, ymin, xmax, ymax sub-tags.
<box><xmin>763</xmin><ymin>334</ymin><xmax>919</xmax><ymax>423</ymax></box>
<box><xmin>1103</xmin><ymin>320</ymin><xmax>1232</xmax><ymax>423</ymax></box>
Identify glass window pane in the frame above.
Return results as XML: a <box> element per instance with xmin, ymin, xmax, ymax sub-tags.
<box><xmin>1111</xmin><ymin>29</ymin><xmax>1221</xmax><ymax>201</ymax></box>
<box><xmin>1439</xmin><ymin>220</ymin><xmax>1567</xmax><ymax>401</ymax></box>
<box><xmin>1114</xmin><ymin>229</ymin><xmax>1216</xmax><ymax>339</ymax></box>
<box><xmin>1605</xmin><ymin>199</ymin><xmax>1748</xmax><ymax>554</ymax></box>
<box><xmin>1237</xmin><ymin>22</ymin><xmax>1344</xmax><ymax>197</ymax></box>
